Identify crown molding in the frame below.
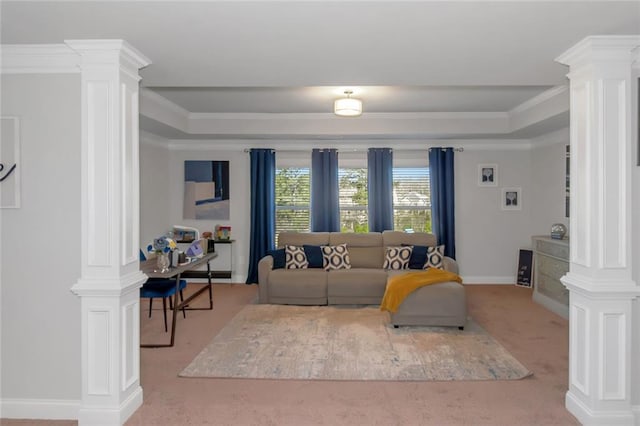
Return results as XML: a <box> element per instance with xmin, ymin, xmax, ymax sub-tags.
<box><xmin>0</xmin><ymin>44</ymin><xmax>80</xmax><ymax>74</ymax></box>
<box><xmin>140</xmin><ymin>130</ymin><xmax>171</xmax><ymax>147</ymax></box>
<box><xmin>529</xmin><ymin>126</ymin><xmax>569</xmax><ymax>148</ymax></box>
<box><xmin>166</xmin><ymin>137</ymin><xmax>531</xmax><ymax>152</ymax></box>
<box><xmin>141</xmin><ymin>88</ymin><xmax>191</xmax><ymax>119</ymax></box>
<box><xmin>509</xmin><ymin>85</ymin><xmax>567</xmax><ymax>116</ymax></box>
<box><xmin>187</xmin><ymin>111</ymin><xmax>509</xmax><ymax>121</ymax></box>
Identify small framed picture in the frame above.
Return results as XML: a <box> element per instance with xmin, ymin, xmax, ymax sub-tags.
<box><xmin>502</xmin><ymin>187</ymin><xmax>522</xmax><ymax>211</ymax></box>
<box><xmin>477</xmin><ymin>164</ymin><xmax>498</xmax><ymax>186</ymax></box>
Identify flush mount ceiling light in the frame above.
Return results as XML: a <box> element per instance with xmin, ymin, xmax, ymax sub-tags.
<box><xmin>334</xmin><ymin>90</ymin><xmax>362</xmax><ymax>117</ymax></box>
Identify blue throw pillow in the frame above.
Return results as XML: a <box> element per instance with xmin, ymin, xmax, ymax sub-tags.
<box><xmin>267</xmin><ymin>248</ymin><xmax>286</xmax><ymax>269</ymax></box>
<box><xmin>406</xmin><ymin>244</ymin><xmax>429</xmax><ymax>269</ymax></box>
<box><xmin>303</xmin><ymin>245</ymin><xmax>324</xmax><ymax>268</ymax></box>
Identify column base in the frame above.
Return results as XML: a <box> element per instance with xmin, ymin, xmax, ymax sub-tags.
<box><xmin>77</xmin><ymin>385</ymin><xmax>142</xmax><ymax>426</ymax></box>
<box><xmin>567</xmin><ymin>390</ymin><xmax>635</xmax><ymax>426</ymax></box>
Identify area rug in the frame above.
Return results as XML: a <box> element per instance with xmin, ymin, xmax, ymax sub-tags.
<box><xmin>180</xmin><ymin>305</ymin><xmax>532</xmax><ymax>381</ymax></box>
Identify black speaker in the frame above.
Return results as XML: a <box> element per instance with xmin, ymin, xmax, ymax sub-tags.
<box><xmin>207</xmin><ymin>239</ymin><xmax>216</xmax><ymax>253</ymax></box>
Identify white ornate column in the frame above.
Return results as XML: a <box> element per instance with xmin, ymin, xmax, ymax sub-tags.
<box><xmin>556</xmin><ymin>36</ymin><xmax>640</xmax><ymax>425</ymax></box>
<box><xmin>67</xmin><ymin>40</ymin><xmax>151</xmax><ymax>425</ymax></box>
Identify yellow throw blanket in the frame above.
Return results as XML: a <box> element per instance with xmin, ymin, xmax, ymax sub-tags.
<box><xmin>380</xmin><ymin>269</ymin><xmax>463</xmax><ymax>313</ymax></box>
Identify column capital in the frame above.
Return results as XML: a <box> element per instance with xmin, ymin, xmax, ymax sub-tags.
<box><xmin>65</xmin><ymin>39</ymin><xmax>151</xmax><ymax>78</ymax></box>
<box><xmin>556</xmin><ymin>35</ymin><xmax>640</xmax><ymax>69</ymax></box>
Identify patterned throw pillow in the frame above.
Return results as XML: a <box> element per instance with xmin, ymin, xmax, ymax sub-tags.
<box><xmin>285</xmin><ymin>245</ymin><xmax>309</xmax><ymax>269</ymax></box>
<box><xmin>321</xmin><ymin>244</ymin><xmax>352</xmax><ymax>270</ymax></box>
<box><xmin>423</xmin><ymin>245</ymin><xmax>445</xmax><ymax>269</ymax></box>
<box><xmin>383</xmin><ymin>246</ymin><xmax>413</xmax><ymax>270</ymax></box>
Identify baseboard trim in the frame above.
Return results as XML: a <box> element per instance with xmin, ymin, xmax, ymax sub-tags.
<box><xmin>1</xmin><ymin>398</ymin><xmax>80</xmax><ymax>420</ymax></box>
<box><xmin>460</xmin><ymin>276</ymin><xmax>515</xmax><ymax>285</ymax></box>
<box><xmin>533</xmin><ymin>290</ymin><xmax>569</xmax><ymax>319</ymax></box>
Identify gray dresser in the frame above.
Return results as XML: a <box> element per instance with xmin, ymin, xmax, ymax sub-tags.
<box><xmin>531</xmin><ymin>236</ymin><xmax>569</xmax><ymax>319</ymax></box>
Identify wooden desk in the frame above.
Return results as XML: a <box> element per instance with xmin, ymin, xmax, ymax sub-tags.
<box><xmin>140</xmin><ymin>252</ymin><xmax>217</xmax><ymax>348</ymax></box>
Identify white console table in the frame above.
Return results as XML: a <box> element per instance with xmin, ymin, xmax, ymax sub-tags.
<box><xmin>531</xmin><ymin>235</ymin><xmax>569</xmax><ymax>319</ymax></box>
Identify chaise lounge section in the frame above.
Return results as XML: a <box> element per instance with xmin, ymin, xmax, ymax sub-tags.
<box><xmin>257</xmin><ymin>231</ymin><xmax>466</xmax><ymax>328</ymax></box>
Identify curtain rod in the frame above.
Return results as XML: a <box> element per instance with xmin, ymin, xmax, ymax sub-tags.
<box><xmin>243</xmin><ymin>147</ymin><xmax>464</xmax><ymax>153</ymax></box>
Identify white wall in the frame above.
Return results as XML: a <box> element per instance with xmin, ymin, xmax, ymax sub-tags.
<box><xmin>455</xmin><ymin>148</ymin><xmax>533</xmax><ymax>283</ymax></box>
<box><xmin>140</xmin><ymin>134</ymin><xmax>171</xmax><ymax>248</ymax></box>
<box><xmin>151</xmin><ymin>141</ymin><xmax>570</xmax><ymax>285</ymax></box>
<box><xmin>530</xmin><ymin>140</ymin><xmax>569</xmax><ymax>236</ymax></box>
<box><xmin>168</xmin><ymin>148</ymin><xmax>250</xmax><ymax>282</ymax></box>
<box><xmin>1</xmin><ymin>75</ymin><xmax>81</xmax><ymax>403</ymax></box>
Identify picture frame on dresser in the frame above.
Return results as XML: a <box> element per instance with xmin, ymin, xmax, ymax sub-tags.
<box><xmin>516</xmin><ymin>249</ymin><xmax>533</xmax><ymax>288</ymax></box>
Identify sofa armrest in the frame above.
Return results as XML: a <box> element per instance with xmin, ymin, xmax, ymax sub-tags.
<box><xmin>258</xmin><ymin>255</ymin><xmax>274</xmax><ymax>303</ymax></box>
<box><xmin>443</xmin><ymin>256</ymin><xmax>459</xmax><ymax>275</ymax></box>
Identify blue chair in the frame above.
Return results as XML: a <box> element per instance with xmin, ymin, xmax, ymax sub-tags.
<box><xmin>140</xmin><ymin>250</ymin><xmax>187</xmax><ymax>332</ymax></box>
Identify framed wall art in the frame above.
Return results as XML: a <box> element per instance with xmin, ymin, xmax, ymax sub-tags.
<box><xmin>501</xmin><ymin>187</ymin><xmax>522</xmax><ymax>211</ymax></box>
<box><xmin>1</xmin><ymin>117</ymin><xmax>20</xmax><ymax>209</ymax></box>
<box><xmin>183</xmin><ymin>160</ymin><xmax>230</xmax><ymax>220</ymax></box>
<box><xmin>477</xmin><ymin>163</ymin><xmax>498</xmax><ymax>187</ymax></box>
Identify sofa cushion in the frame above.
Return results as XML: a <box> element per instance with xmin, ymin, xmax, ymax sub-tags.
<box><xmin>279</xmin><ymin>232</ymin><xmax>330</xmax><ymax>248</ymax></box>
<box><xmin>383</xmin><ymin>246</ymin><xmax>413</xmax><ymax>270</ymax></box>
<box><xmin>285</xmin><ymin>245</ymin><xmax>309</xmax><ymax>269</ymax></box>
<box><xmin>303</xmin><ymin>245</ymin><xmax>324</xmax><ymax>268</ymax></box>
<box><xmin>268</xmin><ymin>269</ymin><xmax>328</xmax><ymax>304</ymax></box>
<box><xmin>321</xmin><ymin>244</ymin><xmax>352</xmax><ymax>270</ymax></box>
<box><xmin>267</xmin><ymin>248</ymin><xmax>286</xmax><ymax>269</ymax></box>
<box><xmin>327</xmin><ymin>268</ymin><xmax>388</xmax><ymax>303</ymax></box>
<box><xmin>329</xmin><ymin>233</ymin><xmax>384</xmax><ymax>268</ymax></box>
<box><xmin>382</xmin><ymin>230</ymin><xmax>436</xmax><ymax>247</ymax></box>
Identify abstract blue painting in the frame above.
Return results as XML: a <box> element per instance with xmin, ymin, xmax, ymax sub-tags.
<box><xmin>183</xmin><ymin>160</ymin><xmax>230</xmax><ymax>220</ymax></box>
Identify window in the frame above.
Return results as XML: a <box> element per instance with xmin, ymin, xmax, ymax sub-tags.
<box><xmin>339</xmin><ymin>168</ymin><xmax>368</xmax><ymax>232</ymax></box>
<box><xmin>275</xmin><ymin>167</ymin><xmax>310</xmax><ymax>245</ymax></box>
<box><xmin>393</xmin><ymin>167</ymin><xmax>431</xmax><ymax>232</ymax></box>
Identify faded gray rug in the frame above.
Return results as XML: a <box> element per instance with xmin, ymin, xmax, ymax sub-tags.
<box><xmin>180</xmin><ymin>305</ymin><xmax>532</xmax><ymax>381</ymax></box>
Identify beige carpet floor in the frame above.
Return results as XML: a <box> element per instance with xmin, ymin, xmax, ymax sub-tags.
<box><xmin>181</xmin><ymin>304</ymin><xmax>531</xmax><ymax>381</ymax></box>
<box><xmin>1</xmin><ymin>284</ymin><xmax>578</xmax><ymax>426</ymax></box>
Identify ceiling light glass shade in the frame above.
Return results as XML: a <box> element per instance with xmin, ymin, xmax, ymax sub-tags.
<box><xmin>334</xmin><ymin>96</ymin><xmax>362</xmax><ymax>117</ymax></box>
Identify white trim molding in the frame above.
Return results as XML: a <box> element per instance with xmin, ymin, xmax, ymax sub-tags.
<box><xmin>137</xmin><ymin>86</ymin><xmax>568</xmax><ymax>141</ymax></box>
<box><xmin>632</xmin><ymin>405</ymin><xmax>640</xmax><ymax>425</ymax></box>
<box><xmin>0</xmin><ymin>44</ymin><xmax>80</xmax><ymax>74</ymax></box>
<box><xmin>1</xmin><ymin>398</ymin><xmax>80</xmax><ymax>420</ymax></box>
<box><xmin>460</xmin><ymin>276</ymin><xmax>515</xmax><ymax>285</ymax></box>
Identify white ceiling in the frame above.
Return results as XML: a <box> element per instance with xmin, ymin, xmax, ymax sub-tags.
<box><xmin>148</xmin><ymin>86</ymin><xmax>552</xmax><ymax>113</ymax></box>
<box><xmin>2</xmin><ymin>1</ymin><xmax>639</xmax><ymax>142</ymax></box>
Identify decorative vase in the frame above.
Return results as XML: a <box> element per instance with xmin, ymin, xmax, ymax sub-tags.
<box><xmin>155</xmin><ymin>252</ymin><xmax>170</xmax><ymax>273</ymax></box>
<box><xmin>550</xmin><ymin>223</ymin><xmax>567</xmax><ymax>240</ymax></box>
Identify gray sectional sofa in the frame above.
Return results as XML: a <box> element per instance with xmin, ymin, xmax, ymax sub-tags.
<box><xmin>257</xmin><ymin>230</ymin><xmax>466</xmax><ymax>327</ymax></box>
